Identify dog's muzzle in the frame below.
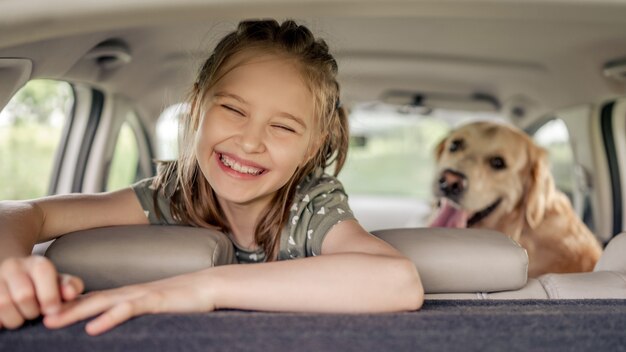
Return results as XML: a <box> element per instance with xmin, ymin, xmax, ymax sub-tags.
<box><xmin>438</xmin><ymin>169</ymin><xmax>467</xmax><ymax>202</ymax></box>
<box><xmin>467</xmin><ymin>198</ymin><xmax>503</xmax><ymax>227</ymax></box>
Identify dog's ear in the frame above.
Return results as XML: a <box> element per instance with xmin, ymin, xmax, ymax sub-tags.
<box><xmin>525</xmin><ymin>143</ymin><xmax>556</xmax><ymax>229</ymax></box>
<box><xmin>434</xmin><ymin>135</ymin><xmax>447</xmax><ymax>161</ymax></box>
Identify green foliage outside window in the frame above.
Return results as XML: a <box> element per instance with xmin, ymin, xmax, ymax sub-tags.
<box><xmin>339</xmin><ymin>119</ymin><xmax>449</xmax><ymax>198</ymax></box>
<box><xmin>0</xmin><ymin>80</ymin><xmax>73</xmax><ymax>200</ymax></box>
<box><xmin>106</xmin><ymin>122</ymin><xmax>140</xmax><ymax>192</ymax></box>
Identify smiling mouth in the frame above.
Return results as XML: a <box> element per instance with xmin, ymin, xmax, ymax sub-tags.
<box><xmin>218</xmin><ymin>153</ymin><xmax>267</xmax><ymax>176</ymax></box>
<box><xmin>467</xmin><ymin>198</ymin><xmax>502</xmax><ymax>227</ymax></box>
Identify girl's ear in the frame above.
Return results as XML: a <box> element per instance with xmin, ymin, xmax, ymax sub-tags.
<box><xmin>524</xmin><ymin>144</ymin><xmax>555</xmax><ymax>229</ymax></box>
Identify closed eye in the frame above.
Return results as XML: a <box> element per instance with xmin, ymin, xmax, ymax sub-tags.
<box><xmin>222</xmin><ymin>104</ymin><xmax>244</xmax><ymax>116</ymax></box>
<box><xmin>272</xmin><ymin>124</ymin><xmax>296</xmax><ymax>133</ymax></box>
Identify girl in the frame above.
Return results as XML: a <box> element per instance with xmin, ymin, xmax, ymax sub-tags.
<box><xmin>0</xmin><ymin>19</ymin><xmax>423</xmax><ymax>335</ymax></box>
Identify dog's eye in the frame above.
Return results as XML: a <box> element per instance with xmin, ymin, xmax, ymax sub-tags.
<box><xmin>489</xmin><ymin>156</ymin><xmax>507</xmax><ymax>170</ymax></box>
<box><xmin>449</xmin><ymin>139</ymin><xmax>464</xmax><ymax>153</ymax></box>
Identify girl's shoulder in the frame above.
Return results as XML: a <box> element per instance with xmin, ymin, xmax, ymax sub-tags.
<box><xmin>294</xmin><ymin>167</ymin><xmax>345</xmax><ymax>201</ymax></box>
<box><xmin>131</xmin><ymin>176</ymin><xmax>179</xmax><ymax>225</ymax></box>
<box><xmin>279</xmin><ymin>168</ymin><xmax>355</xmax><ymax>259</ymax></box>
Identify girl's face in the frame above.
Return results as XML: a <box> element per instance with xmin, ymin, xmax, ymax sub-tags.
<box><xmin>194</xmin><ymin>53</ymin><xmax>316</xmax><ymax>209</ymax></box>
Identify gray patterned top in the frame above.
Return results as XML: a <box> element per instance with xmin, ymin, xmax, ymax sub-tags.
<box><xmin>131</xmin><ymin>168</ymin><xmax>355</xmax><ymax>263</ymax></box>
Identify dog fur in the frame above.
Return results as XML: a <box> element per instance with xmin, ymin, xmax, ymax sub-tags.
<box><xmin>429</xmin><ymin>121</ymin><xmax>602</xmax><ymax>277</ymax></box>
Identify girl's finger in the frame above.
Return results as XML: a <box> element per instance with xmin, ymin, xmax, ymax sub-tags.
<box><xmin>85</xmin><ymin>290</ymin><xmax>168</xmax><ymax>336</ymax></box>
<box><xmin>59</xmin><ymin>274</ymin><xmax>84</xmax><ymax>301</ymax></box>
<box><xmin>0</xmin><ymin>281</ymin><xmax>25</xmax><ymax>329</ymax></box>
<box><xmin>85</xmin><ymin>300</ymin><xmax>146</xmax><ymax>336</ymax></box>
<box><xmin>28</xmin><ymin>257</ymin><xmax>62</xmax><ymax>315</ymax></box>
<box><xmin>5</xmin><ymin>271</ymin><xmax>39</xmax><ymax>320</ymax></box>
<box><xmin>43</xmin><ymin>293</ymin><xmax>115</xmax><ymax>329</ymax></box>
<box><xmin>85</xmin><ymin>291</ymin><xmax>205</xmax><ymax>336</ymax></box>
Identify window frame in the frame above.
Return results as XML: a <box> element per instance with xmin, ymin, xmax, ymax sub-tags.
<box><xmin>48</xmin><ymin>83</ymin><xmax>77</xmax><ymax>195</ymax></box>
<box><xmin>102</xmin><ymin>111</ymin><xmax>151</xmax><ymax>191</ymax></box>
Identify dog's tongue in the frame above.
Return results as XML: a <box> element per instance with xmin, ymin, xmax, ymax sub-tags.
<box><xmin>429</xmin><ymin>198</ymin><xmax>469</xmax><ymax>228</ymax></box>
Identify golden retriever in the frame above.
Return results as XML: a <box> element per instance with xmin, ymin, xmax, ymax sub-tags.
<box><xmin>429</xmin><ymin>121</ymin><xmax>602</xmax><ymax>277</ymax></box>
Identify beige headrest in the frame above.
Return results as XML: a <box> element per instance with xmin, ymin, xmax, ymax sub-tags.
<box><xmin>372</xmin><ymin>227</ymin><xmax>528</xmax><ymax>293</ymax></box>
<box><xmin>45</xmin><ymin>225</ymin><xmax>236</xmax><ymax>291</ymax></box>
<box><xmin>46</xmin><ymin>225</ymin><xmax>528</xmax><ymax>294</ymax></box>
<box><xmin>594</xmin><ymin>232</ymin><xmax>626</xmax><ymax>272</ymax></box>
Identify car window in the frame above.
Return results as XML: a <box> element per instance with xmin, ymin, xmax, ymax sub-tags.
<box><xmin>337</xmin><ymin>102</ymin><xmax>503</xmax><ymax>229</ymax></box>
<box><xmin>155</xmin><ymin>103</ymin><xmax>187</xmax><ymax>161</ymax></box>
<box><xmin>339</xmin><ymin>103</ymin><xmax>501</xmax><ymax>198</ymax></box>
<box><xmin>105</xmin><ymin>112</ymin><xmax>141</xmax><ymax>191</ymax></box>
<box><xmin>531</xmin><ymin>118</ymin><xmax>593</xmax><ymax>230</ymax></box>
<box><xmin>532</xmin><ymin>119</ymin><xmax>576</xmax><ymax>200</ymax></box>
<box><xmin>0</xmin><ymin>80</ymin><xmax>74</xmax><ymax>200</ymax></box>
<box><xmin>339</xmin><ymin>104</ymin><xmax>449</xmax><ymax>198</ymax></box>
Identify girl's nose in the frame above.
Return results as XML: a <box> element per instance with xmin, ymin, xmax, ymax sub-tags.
<box><xmin>237</xmin><ymin>120</ymin><xmax>266</xmax><ymax>154</ymax></box>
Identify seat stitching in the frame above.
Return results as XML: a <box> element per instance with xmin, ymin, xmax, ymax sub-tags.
<box><xmin>537</xmin><ymin>274</ymin><xmax>559</xmax><ymax>299</ymax></box>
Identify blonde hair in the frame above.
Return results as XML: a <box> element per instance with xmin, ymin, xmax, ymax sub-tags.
<box><xmin>154</xmin><ymin>19</ymin><xmax>349</xmax><ymax>260</ymax></box>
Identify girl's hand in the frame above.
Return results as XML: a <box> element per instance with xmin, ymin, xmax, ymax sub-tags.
<box><xmin>0</xmin><ymin>256</ymin><xmax>84</xmax><ymax>330</ymax></box>
<box><xmin>43</xmin><ymin>271</ymin><xmax>217</xmax><ymax>336</ymax></box>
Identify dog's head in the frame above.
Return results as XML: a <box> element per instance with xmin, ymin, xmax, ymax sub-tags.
<box><xmin>430</xmin><ymin>121</ymin><xmax>555</xmax><ymax>235</ymax></box>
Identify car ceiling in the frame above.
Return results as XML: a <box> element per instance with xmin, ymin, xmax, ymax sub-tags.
<box><xmin>2</xmin><ymin>0</ymin><xmax>626</xmax><ymax>127</ymax></box>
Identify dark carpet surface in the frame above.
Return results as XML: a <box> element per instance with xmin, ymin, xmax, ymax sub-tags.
<box><xmin>1</xmin><ymin>299</ymin><xmax>625</xmax><ymax>352</ymax></box>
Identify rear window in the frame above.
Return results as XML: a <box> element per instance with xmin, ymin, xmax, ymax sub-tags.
<box><xmin>338</xmin><ymin>102</ymin><xmax>502</xmax><ymax>200</ymax></box>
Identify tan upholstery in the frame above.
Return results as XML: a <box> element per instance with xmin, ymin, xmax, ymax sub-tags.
<box><xmin>594</xmin><ymin>232</ymin><xmax>626</xmax><ymax>272</ymax></box>
<box><xmin>423</xmin><ymin>232</ymin><xmax>626</xmax><ymax>300</ymax></box>
<box><xmin>372</xmin><ymin>228</ymin><xmax>529</xmax><ymax>293</ymax></box>
<box><xmin>44</xmin><ymin>226</ymin><xmax>626</xmax><ymax>298</ymax></box>
<box><xmin>425</xmin><ymin>279</ymin><xmax>549</xmax><ymax>300</ymax></box>
<box><xmin>45</xmin><ymin>225</ymin><xmax>236</xmax><ymax>291</ymax></box>
<box><xmin>537</xmin><ymin>271</ymin><xmax>626</xmax><ymax>299</ymax></box>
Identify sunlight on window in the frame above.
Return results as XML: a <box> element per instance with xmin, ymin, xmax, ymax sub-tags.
<box><xmin>532</xmin><ymin>119</ymin><xmax>575</xmax><ymax>197</ymax></box>
<box><xmin>0</xmin><ymin>80</ymin><xmax>73</xmax><ymax>200</ymax></box>
<box><xmin>106</xmin><ymin>121</ymin><xmax>140</xmax><ymax>191</ymax></box>
<box><xmin>156</xmin><ymin>103</ymin><xmax>188</xmax><ymax>160</ymax></box>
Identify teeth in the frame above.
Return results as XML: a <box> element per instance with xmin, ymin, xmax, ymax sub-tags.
<box><xmin>220</xmin><ymin>154</ymin><xmax>263</xmax><ymax>175</ymax></box>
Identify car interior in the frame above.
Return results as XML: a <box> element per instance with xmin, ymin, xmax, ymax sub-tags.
<box><xmin>1</xmin><ymin>0</ymin><xmax>626</xmax><ymax>349</ymax></box>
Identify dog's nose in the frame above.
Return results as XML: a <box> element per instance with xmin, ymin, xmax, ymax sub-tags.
<box><xmin>438</xmin><ymin>169</ymin><xmax>468</xmax><ymax>199</ymax></box>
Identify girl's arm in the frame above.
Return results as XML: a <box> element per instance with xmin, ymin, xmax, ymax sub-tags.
<box><xmin>213</xmin><ymin>219</ymin><xmax>422</xmax><ymax>313</ymax></box>
<box><xmin>0</xmin><ymin>188</ymin><xmax>149</xmax><ymax>329</ymax></box>
<box><xmin>1</xmin><ymin>188</ymin><xmax>149</xmax><ymax>255</ymax></box>
<box><xmin>44</xmin><ymin>220</ymin><xmax>423</xmax><ymax>335</ymax></box>
<box><xmin>1</xmin><ymin>188</ymin><xmax>149</xmax><ymax>260</ymax></box>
